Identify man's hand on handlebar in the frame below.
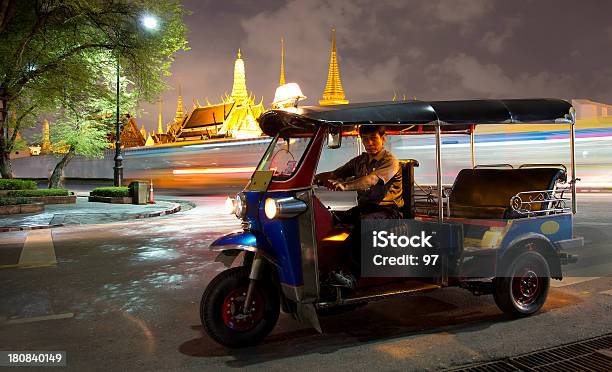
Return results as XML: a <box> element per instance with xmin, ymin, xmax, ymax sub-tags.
<box><xmin>327</xmin><ymin>180</ymin><xmax>346</xmax><ymax>191</ymax></box>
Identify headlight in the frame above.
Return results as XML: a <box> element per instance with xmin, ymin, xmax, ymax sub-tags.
<box><xmin>224</xmin><ymin>196</ymin><xmax>235</xmax><ymax>214</ymax></box>
<box><xmin>234</xmin><ymin>192</ymin><xmax>247</xmax><ymax>219</ymax></box>
<box><xmin>264</xmin><ymin>198</ymin><xmax>278</xmax><ymax>219</ymax></box>
<box><xmin>264</xmin><ymin>197</ymin><xmax>307</xmax><ymax>219</ymax></box>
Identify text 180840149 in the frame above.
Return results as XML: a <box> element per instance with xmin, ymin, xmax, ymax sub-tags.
<box><xmin>0</xmin><ymin>351</ymin><xmax>66</xmax><ymax>367</ymax></box>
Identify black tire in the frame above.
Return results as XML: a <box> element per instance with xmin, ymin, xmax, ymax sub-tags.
<box><xmin>200</xmin><ymin>266</ymin><xmax>280</xmax><ymax>348</ymax></box>
<box><xmin>493</xmin><ymin>251</ymin><xmax>550</xmax><ymax>318</ymax></box>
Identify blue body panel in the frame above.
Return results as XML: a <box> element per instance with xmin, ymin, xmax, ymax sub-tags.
<box><xmin>240</xmin><ymin>190</ymin><xmax>305</xmax><ymax>287</ymax></box>
<box><xmin>500</xmin><ymin>213</ymin><xmax>573</xmax><ymax>252</ymax></box>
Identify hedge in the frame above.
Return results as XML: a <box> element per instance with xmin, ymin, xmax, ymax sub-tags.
<box><xmin>0</xmin><ymin>197</ymin><xmax>31</xmax><ymax>206</ymax></box>
<box><xmin>6</xmin><ymin>188</ymin><xmax>69</xmax><ymax>197</ymax></box>
<box><xmin>90</xmin><ymin>186</ymin><xmax>130</xmax><ymax>197</ymax></box>
<box><xmin>0</xmin><ymin>179</ymin><xmax>37</xmax><ymax>190</ymax></box>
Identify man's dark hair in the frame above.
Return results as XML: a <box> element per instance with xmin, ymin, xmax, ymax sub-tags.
<box><xmin>358</xmin><ymin>125</ymin><xmax>386</xmax><ymax>137</ymax></box>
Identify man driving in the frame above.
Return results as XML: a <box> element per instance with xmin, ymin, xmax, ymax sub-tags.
<box><xmin>315</xmin><ymin>125</ymin><xmax>403</xmax><ymax>288</ymax></box>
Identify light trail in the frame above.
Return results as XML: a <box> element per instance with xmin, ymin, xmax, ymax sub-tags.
<box><xmin>172</xmin><ymin>167</ymin><xmax>256</xmax><ymax>175</ymax></box>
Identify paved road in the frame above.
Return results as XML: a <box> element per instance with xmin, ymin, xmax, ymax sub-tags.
<box><xmin>0</xmin><ymin>194</ymin><xmax>610</xmax><ymax>371</ymax></box>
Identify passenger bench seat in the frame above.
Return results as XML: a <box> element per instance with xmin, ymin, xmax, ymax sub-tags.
<box><xmin>449</xmin><ymin>168</ymin><xmax>566</xmax><ymax>219</ymax></box>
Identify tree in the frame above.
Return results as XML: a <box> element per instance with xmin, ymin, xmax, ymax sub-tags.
<box><xmin>47</xmin><ymin>53</ymin><xmax>139</xmax><ymax>188</ymax></box>
<box><xmin>0</xmin><ymin>0</ymin><xmax>189</xmax><ymax>179</ymax></box>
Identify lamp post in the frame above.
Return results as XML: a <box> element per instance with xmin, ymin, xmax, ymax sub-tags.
<box><xmin>113</xmin><ymin>61</ymin><xmax>123</xmax><ymax>186</ymax></box>
<box><xmin>113</xmin><ymin>14</ymin><xmax>159</xmax><ymax>187</ymax></box>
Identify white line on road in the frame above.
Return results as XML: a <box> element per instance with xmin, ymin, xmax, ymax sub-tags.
<box><xmin>574</xmin><ymin>222</ymin><xmax>612</xmax><ymax>226</ymax></box>
<box><xmin>18</xmin><ymin>229</ymin><xmax>56</xmax><ymax>268</ymax></box>
<box><xmin>550</xmin><ymin>277</ymin><xmax>600</xmax><ymax>288</ymax></box>
<box><xmin>599</xmin><ymin>289</ymin><xmax>612</xmax><ymax>296</ymax></box>
<box><xmin>5</xmin><ymin>312</ymin><xmax>74</xmax><ymax>324</ymax></box>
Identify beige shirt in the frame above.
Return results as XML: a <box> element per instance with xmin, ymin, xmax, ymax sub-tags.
<box><xmin>333</xmin><ymin>149</ymin><xmax>403</xmax><ymax>208</ymax></box>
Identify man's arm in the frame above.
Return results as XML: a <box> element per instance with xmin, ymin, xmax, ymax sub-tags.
<box><xmin>315</xmin><ymin>156</ymin><xmax>358</xmax><ymax>186</ymax></box>
<box><xmin>340</xmin><ymin>174</ymin><xmax>380</xmax><ymax>191</ymax></box>
<box><xmin>331</xmin><ymin>156</ymin><xmax>399</xmax><ymax>191</ymax></box>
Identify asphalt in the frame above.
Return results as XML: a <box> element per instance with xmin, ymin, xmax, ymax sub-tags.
<box><xmin>0</xmin><ymin>197</ymin><xmax>186</xmax><ymax>231</ymax></box>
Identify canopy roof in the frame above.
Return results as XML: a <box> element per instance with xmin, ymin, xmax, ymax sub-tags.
<box><xmin>258</xmin><ymin>99</ymin><xmax>574</xmax><ymax>137</ymax></box>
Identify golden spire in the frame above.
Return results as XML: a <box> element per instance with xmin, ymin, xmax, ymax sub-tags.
<box><xmin>140</xmin><ymin>125</ymin><xmax>146</xmax><ymax>138</ymax></box>
<box><xmin>279</xmin><ymin>38</ymin><xmax>286</xmax><ymax>86</ymax></box>
<box><xmin>174</xmin><ymin>84</ymin><xmax>184</xmax><ymax>123</ymax></box>
<box><xmin>230</xmin><ymin>49</ymin><xmax>248</xmax><ymax>103</ymax></box>
<box><xmin>319</xmin><ymin>28</ymin><xmax>349</xmax><ymax>106</ymax></box>
<box><xmin>41</xmin><ymin>118</ymin><xmax>50</xmax><ymax>153</ymax></box>
<box><xmin>157</xmin><ymin>97</ymin><xmax>164</xmax><ymax>134</ymax></box>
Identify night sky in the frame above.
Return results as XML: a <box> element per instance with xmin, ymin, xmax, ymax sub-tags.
<box><xmin>139</xmin><ymin>0</ymin><xmax>612</xmax><ymax>132</ymax></box>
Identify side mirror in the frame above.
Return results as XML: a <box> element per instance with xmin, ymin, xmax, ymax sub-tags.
<box><xmin>327</xmin><ymin>125</ymin><xmax>342</xmax><ymax>149</ymax></box>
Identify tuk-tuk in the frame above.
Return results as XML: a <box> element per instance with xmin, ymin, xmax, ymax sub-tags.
<box><xmin>200</xmin><ymin>99</ymin><xmax>583</xmax><ymax>348</ymax></box>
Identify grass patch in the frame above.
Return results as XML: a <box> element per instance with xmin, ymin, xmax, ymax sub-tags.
<box><xmin>0</xmin><ymin>179</ymin><xmax>37</xmax><ymax>190</ymax></box>
<box><xmin>0</xmin><ymin>197</ymin><xmax>31</xmax><ymax>206</ymax></box>
<box><xmin>6</xmin><ymin>189</ymin><xmax>70</xmax><ymax>197</ymax></box>
<box><xmin>91</xmin><ymin>186</ymin><xmax>130</xmax><ymax>197</ymax></box>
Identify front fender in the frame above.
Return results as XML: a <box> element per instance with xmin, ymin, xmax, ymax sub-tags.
<box><xmin>210</xmin><ymin>231</ymin><xmax>258</xmax><ymax>252</ymax></box>
<box><xmin>209</xmin><ymin>231</ymin><xmax>258</xmax><ymax>268</ymax></box>
<box><xmin>209</xmin><ymin>231</ymin><xmax>278</xmax><ymax>268</ymax></box>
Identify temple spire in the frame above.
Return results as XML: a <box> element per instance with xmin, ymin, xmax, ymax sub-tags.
<box><xmin>319</xmin><ymin>28</ymin><xmax>349</xmax><ymax>106</ymax></box>
<box><xmin>174</xmin><ymin>84</ymin><xmax>184</xmax><ymax>123</ymax></box>
<box><xmin>230</xmin><ymin>49</ymin><xmax>248</xmax><ymax>103</ymax></box>
<box><xmin>279</xmin><ymin>38</ymin><xmax>286</xmax><ymax>86</ymax></box>
<box><xmin>157</xmin><ymin>97</ymin><xmax>164</xmax><ymax>134</ymax></box>
<box><xmin>41</xmin><ymin>118</ymin><xmax>50</xmax><ymax>153</ymax></box>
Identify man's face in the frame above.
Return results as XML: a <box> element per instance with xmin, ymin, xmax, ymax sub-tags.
<box><xmin>361</xmin><ymin>132</ymin><xmax>386</xmax><ymax>156</ymax></box>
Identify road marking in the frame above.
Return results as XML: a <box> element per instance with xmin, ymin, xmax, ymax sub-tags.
<box><xmin>550</xmin><ymin>277</ymin><xmax>600</xmax><ymax>288</ymax></box>
<box><xmin>574</xmin><ymin>222</ymin><xmax>612</xmax><ymax>226</ymax></box>
<box><xmin>599</xmin><ymin>289</ymin><xmax>612</xmax><ymax>296</ymax></box>
<box><xmin>5</xmin><ymin>312</ymin><xmax>74</xmax><ymax>324</ymax></box>
<box><xmin>17</xmin><ymin>229</ymin><xmax>56</xmax><ymax>268</ymax></box>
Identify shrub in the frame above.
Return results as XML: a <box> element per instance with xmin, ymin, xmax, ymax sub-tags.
<box><xmin>90</xmin><ymin>186</ymin><xmax>130</xmax><ymax>197</ymax></box>
<box><xmin>0</xmin><ymin>197</ymin><xmax>31</xmax><ymax>206</ymax></box>
<box><xmin>7</xmin><ymin>189</ymin><xmax>70</xmax><ymax>197</ymax></box>
<box><xmin>0</xmin><ymin>179</ymin><xmax>37</xmax><ymax>190</ymax></box>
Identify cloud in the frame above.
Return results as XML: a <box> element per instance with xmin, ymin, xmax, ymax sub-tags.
<box><xmin>425</xmin><ymin>0</ymin><xmax>494</xmax><ymax>23</ymax></box>
<box><xmin>426</xmin><ymin>53</ymin><xmax>575</xmax><ymax>98</ymax></box>
<box><xmin>344</xmin><ymin>57</ymin><xmax>403</xmax><ymax>100</ymax></box>
<box><xmin>479</xmin><ymin>18</ymin><xmax>521</xmax><ymax>54</ymax></box>
<box><xmin>240</xmin><ymin>0</ymin><xmax>389</xmax><ymax>104</ymax></box>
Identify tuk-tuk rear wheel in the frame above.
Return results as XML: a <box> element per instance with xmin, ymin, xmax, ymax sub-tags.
<box><xmin>201</xmin><ymin>266</ymin><xmax>280</xmax><ymax>348</ymax></box>
<box><xmin>493</xmin><ymin>251</ymin><xmax>550</xmax><ymax>318</ymax></box>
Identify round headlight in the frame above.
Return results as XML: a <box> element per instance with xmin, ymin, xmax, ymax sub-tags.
<box><xmin>264</xmin><ymin>198</ymin><xmax>278</xmax><ymax>219</ymax></box>
<box><xmin>234</xmin><ymin>192</ymin><xmax>247</xmax><ymax>218</ymax></box>
<box><xmin>224</xmin><ymin>196</ymin><xmax>235</xmax><ymax>215</ymax></box>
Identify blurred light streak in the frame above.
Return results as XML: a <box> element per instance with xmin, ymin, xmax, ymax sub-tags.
<box><xmin>172</xmin><ymin>167</ymin><xmax>256</xmax><ymax>175</ymax></box>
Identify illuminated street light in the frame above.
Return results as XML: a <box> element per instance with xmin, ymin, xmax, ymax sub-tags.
<box><xmin>141</xmin><ymin>15</ymin><xmax>159</xmax><ymax>30</ymax></box>
<box><xmin>272</xmin><ymin>83</ymin><xmax>306</xmax><ymax>113</ymax></box>
<box><xmin>114</xmin><ymin>14</ymin><xmax>160</xmax><ymax>187</ymax></box>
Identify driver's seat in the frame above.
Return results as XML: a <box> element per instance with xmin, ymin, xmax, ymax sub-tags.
<box><xmin>399</xmin><ymin>159</ymin><xmax>419</xmax><ymax>218</ymax></box>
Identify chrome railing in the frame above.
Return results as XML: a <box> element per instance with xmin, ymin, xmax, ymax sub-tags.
<box><xmin>414</xmin><ymin>184</ymin><xmax>452</xmax><ymax>217</ymax></box>
<box><xmin>510</xmin><ymin>185</ymin><xmax>572</xmax><ymax>216</ymax></box>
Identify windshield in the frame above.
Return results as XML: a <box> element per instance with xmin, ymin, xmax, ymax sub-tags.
<box><xmin>257</xmin><ymin>133</ymin><xmax>313</xmax><ymax>180</ymax></box>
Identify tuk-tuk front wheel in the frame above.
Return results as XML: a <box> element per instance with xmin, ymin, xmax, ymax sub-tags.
<box><xmin>201</xmin><ymin>266</ymin><xmax>280</xmax><ymax>348</ymax></box>
<box><xmin>493</xmin><ymin>251</ymin><xmax>550</xmax><ymax>318</ymax></box>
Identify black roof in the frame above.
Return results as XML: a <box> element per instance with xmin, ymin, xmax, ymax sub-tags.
<box><xmin>258</xmin><ymin>99</ymin><xmax>574</xmax><ymax>137</ymax></box>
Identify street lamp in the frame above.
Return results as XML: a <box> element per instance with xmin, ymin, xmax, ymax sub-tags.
<box><xmin>113</xmin><ymin>14</ymin><xmax>160</xmax><ymax>186</ymax></box>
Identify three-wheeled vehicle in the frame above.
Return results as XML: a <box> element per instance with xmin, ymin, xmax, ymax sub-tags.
<box><xmin>200</xmin><ymin>99</ymin><xmax>583</xmax><ymax>348</ymax></box>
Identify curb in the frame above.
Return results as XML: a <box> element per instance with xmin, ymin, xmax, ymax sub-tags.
<box><xmin>0</xmin><ymin>202</ymin><xmax>183</xmax><ymax>233</ymax></box>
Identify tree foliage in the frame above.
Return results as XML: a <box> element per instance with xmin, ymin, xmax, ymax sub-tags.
<box><xmin>0</xmin><ymin>0</ymin><xmax>189</xmax><ymax>178</ymax></box>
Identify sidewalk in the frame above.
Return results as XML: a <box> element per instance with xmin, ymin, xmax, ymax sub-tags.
<box><xmin>0</xmin><ymin>197</ymin><xmax>186</xmax><ymax>231</ymax></box>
